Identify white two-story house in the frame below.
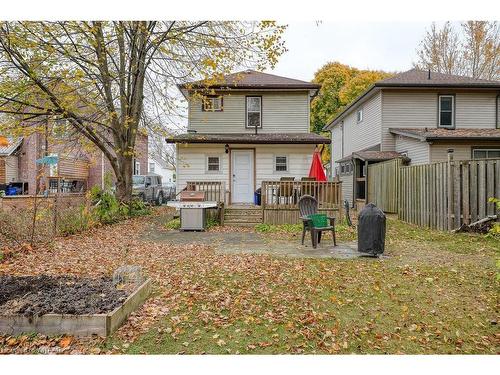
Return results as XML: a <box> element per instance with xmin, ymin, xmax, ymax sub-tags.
<box><xmin>167</xmin><ymin>70</ymin><xmax>329</xmax><ymax>205</ymax></box>
<box><xmin>324</xmin><ymin>68</ymin><xmax>500</xmax><ymax>207</ymax></box>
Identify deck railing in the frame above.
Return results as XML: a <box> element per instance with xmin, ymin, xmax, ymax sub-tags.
<box><xmin>186</xmin><ymin>181</ymin><xmax>225</xmax><ymax>203</ymax></box>
<box><xmin>261</xmin><ymin>180</ymin><xmax>342</xmax><ymax>209</ymax></box>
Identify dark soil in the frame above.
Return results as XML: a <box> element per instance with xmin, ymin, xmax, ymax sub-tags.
<box><xmin>0</xmin><ymin>275</ymin><xmax>129</xmax><ymax>317</ymax></box>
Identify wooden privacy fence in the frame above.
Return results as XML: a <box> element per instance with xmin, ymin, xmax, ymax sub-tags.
<box><xmin>399</xmin><ymin>158</ymin><xmax>500</xmax><ymax>230</ymax></box>
<box><xmin>261</xmin><ymin>181</ymin><xmax>342</xmax><ymax>224</ymax></box>
<box><xmin>367</xmin><ymin>157</ymin><xmax>500</xmax><ymax>230</ymax></box>
<box><xmin>367</xmin><ymin>158</ymin><xmax>403</xmax><ymax>213</ymax></box>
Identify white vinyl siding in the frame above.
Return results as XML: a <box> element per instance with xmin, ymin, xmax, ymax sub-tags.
<box><xmin>176</xmin><ymin>144</ymin><xmax>315</xmax><ymax>202</ymax></box>
<box><xmin>188</xmin><ymin>91</ymin><xmax>310</xmax><ymax>133</ymax></box>
<box><xmin>394</xmin><ymin>135</ymin><xmax>430</xmax><ymax>165</ymax></box>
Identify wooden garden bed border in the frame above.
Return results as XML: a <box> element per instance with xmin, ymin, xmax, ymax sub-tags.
<box><xmin>0</xmin><ymin>278</ymin><xmax>152</xmax><ymax>337</ymax></box>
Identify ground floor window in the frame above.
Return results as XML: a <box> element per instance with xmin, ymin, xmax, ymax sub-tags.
<box><xmin>274</xmin><ymin>155</ymin><xmax>288</xmax><ymax>172</ymax></box>
<box><xmin>207</xmin><ymin>156</ymin><xmax>221</xmax><ymax>172</ymax></box>
<box><xmin>149</xmin><ymin>162</ymin><xmax>155</xmax><ymax>173</ymax></box>
<box><xmin>472</xmin><ymin>148</ymin><xmax>500</xmax><ymax>159</ymax></box>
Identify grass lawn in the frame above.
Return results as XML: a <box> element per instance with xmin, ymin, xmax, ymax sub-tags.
<box><xmin>0</xmin><ymin>209</ymin><xmax>498</xmax><ymax>354</ymax></box>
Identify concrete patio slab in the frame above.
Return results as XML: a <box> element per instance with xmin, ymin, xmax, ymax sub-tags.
<box><xmin>142</xmin><ymin>228</ymin><xmax>373</xmax><ymax>259</ymax></box>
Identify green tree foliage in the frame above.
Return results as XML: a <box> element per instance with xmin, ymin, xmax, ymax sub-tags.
<box><xmin>310</xmin><ymin>62</ymin><xmax>391</xmax><ymax>133</ymax></box>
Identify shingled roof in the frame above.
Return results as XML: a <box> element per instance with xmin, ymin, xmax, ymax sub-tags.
<box><xmin>378</xmin><ymin>69</ymin><xmax>500</xmax><ymax>87</ymax></box>
<box><xmin>336</xmin><ymin>151</ymin><xmax>403</xmax><ymax>163</ymax></box>
<box><xmin>178</xmin><ymin>70</ymin><xmax>320</xmax><ymax>90</ymax></box>
<box><xmin>165</xmin><ymin>132</ymin><xmax>329</xmax><ymax>145</ymax></box>
<box><xmin>389</xmin><ymin>128</ymin><xmax>500</xmax><ymax>141</ymax></box>
<box><xmin>325</xmin><ymin>69</ymin><xmax>500</xmax><ymax>129</ymax></box>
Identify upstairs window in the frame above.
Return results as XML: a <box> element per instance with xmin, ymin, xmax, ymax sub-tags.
<box><xmin>274</xmin><ymin>156</ymin><xmax>288</xmax><ymax>172</ymax></box>
<box><xmin>149</xmin><ymin>162</ymin><xmax>155</xmax><ymax>173</ymax></box>
<box><xmin>207</xmin><ymin>156</ymin><xmax>221</xmax><ymax>172</ymax></box>
<box><xmin>356</xmin><ymin>108</ymin><xmax>363</xmax><ymax>123</ymax></box>
<box><xmin>439</xmin><ymin>95</ymin><xmax>455</xmax><ymax>128</ymax></box>
<box><xmin>202</xmin><ymin>95</ymin><xmax>223</xmax><ymax>112</ymax></box>
<box><xmin>246</xmin><ymin>96</ymin><xmax>262</xmax><ymax>128</ymax></box>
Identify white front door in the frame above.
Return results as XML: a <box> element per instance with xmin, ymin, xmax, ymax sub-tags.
<box><xmin>231</xmin><ymin>150</ymin><xmax>254</xmax><ymax>203</ymax></box>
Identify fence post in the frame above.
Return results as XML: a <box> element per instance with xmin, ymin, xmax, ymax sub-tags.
<box><xmin>447</xmin><ymin>150</ymin><xmax>454</xmax><ymax>230</ymax></box>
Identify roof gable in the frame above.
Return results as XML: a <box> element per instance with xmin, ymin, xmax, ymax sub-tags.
<box><xmin>0</xmin><ymin>137</ymin><xmax>23</xmax><ymax>156</ymax></box>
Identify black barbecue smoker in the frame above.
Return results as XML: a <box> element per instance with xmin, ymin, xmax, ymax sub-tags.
<box><xmin>357</xmin><ymin>203</ymin><xmax>386</xmax><ymax>256</ymax></box>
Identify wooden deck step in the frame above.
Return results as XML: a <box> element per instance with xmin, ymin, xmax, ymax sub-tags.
<box><xmin>223</xmin><ymin>207</ymin><xmax>263</xmax><ymax>226</ymax></box>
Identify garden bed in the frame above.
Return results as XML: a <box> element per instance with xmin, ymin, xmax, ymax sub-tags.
<box><xmin>0</xmin><ymin>275</ymin><xmax>151</xmax><ymax>337</ymax></box>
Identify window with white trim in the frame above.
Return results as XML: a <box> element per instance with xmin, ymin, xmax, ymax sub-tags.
<box><xmin>207</xmin><ymin>156</ymin><xmax>221</xmax><ymax>172</ymax></box>
<box><xmin>438</xmin><ymin>95</ymin><xmax>454</xmax><ymax>128</ymax></box>
<box><xmin>149</xmin><ymin>162</ymin><xmax>155</xmax><ymax>173</ymax></box>
<box><xmin>202</xmin><ymin>95</ymin><xmax>223</xmax><ymax>112</ymax></box>
<box><xmin>472</xmin><ymin>148</ymin><xmax>500</xmax><ymax>159</ymax></box>
<box><xmin>246</xmin><ymin>96</ymin><xmax>262</xmax><ymax>128</ymax></box>
<box><xmin>274</xmin><ymin>156</ymin><xmax>288</xmax><ymax>172</ymax></box>
<box><xmin>357</xmin><ymin>108</ymin><xmax>363</xmax><ymax>123</ymax></box>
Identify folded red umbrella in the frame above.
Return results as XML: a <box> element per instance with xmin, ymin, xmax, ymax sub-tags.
<box><xmin>308</xmin><ymin>150</ymin><xmax>327</xmax><ymax>181</ymax></box>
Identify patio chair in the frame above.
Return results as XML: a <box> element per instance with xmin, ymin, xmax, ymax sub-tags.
<box><xmin>298</xmin><ymin>195</ymin><xmax>336</xmax><ymax>249</ymax></box>
<box><xmin>276</xmin><ymin>177</ymin><xmax>295</xmax><ymax>204</ymax></box>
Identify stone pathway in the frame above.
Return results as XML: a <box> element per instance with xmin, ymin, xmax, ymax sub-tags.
<box><xmin>142</xmin><ymin>227</ymin><xmax>371</xmax><ymax>259</ymax></box>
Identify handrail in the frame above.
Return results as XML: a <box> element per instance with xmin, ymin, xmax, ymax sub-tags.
<box><xmin>261</xmin><ymin>180</ymin><xmax>342</xmax><ymax>209</ymax></box>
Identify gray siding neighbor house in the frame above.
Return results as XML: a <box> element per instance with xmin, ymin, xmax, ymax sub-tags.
<box><xmin>324</xmin><ymin>68</ymin><xmax>500</xmax><ymax>207</ymax></box>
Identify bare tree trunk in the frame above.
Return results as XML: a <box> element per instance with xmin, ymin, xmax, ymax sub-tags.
<box><xmin>115</xmin><ymin>155</ymin><xmax>133</xmax><ymax>203</ymax></box>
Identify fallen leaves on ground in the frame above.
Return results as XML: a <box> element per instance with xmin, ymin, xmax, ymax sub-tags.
<box><xmin>0</xmin><ymin>209</ymin><xmax>498</xmax><ymax>354</ymax></box>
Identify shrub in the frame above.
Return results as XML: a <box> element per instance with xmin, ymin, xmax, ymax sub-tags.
<box><xmin>57</xmin><ymin>205</ymin><xmax>93</xmax><ymax>236</ymax></box>
<box><xmin>165</xmin><ymin>218</ymin><xmax>181</xmax><ymax>230</ymax></box>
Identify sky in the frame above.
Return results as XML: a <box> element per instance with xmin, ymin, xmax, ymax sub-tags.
<box><xmin>270</xmin><ymin>21</ymin><xmax>432</xmax><ymax>80</ymax></box>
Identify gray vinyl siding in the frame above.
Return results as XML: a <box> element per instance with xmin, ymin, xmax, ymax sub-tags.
<box><xmin>330</xmin><ymin>91</ymin><xmax>382</xmax><ymax>177</ymax></box>
<box><xmin>429</xmin><ymin>141</ymin><xmax>500</xmax><ymax>163</ymax></box>
<box><xmin>394</xmin><ymin>135</ymin><xmax>429</xmax><ymax>165</ymax></box>
<box><xmin>342</xmin><ymin>91</ymin><xmax>382</xmax><ymax>155</ymax></box>
<box><xmin>188</xmin><ymin>91</ymin><xmax>310</xmax><ymax>133</ymax></box>
<box><xmin>381</xmin><ymin>91</ymin><xmax>437</xmax><ymax>150</ymax></box>
<box><xmin>382</xmin><ymin>90</ymin><xmax>499</xmax><ymax>150</ymax></box>
<box><xmin>339</xmin><ymin>173</ymin><xmax>353</xmax><ymax>205</ymax></box>
<box><xmin>455</xmin><ymin>92</ymin><xmax>497</xmax><ymax>128</ymax></box>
